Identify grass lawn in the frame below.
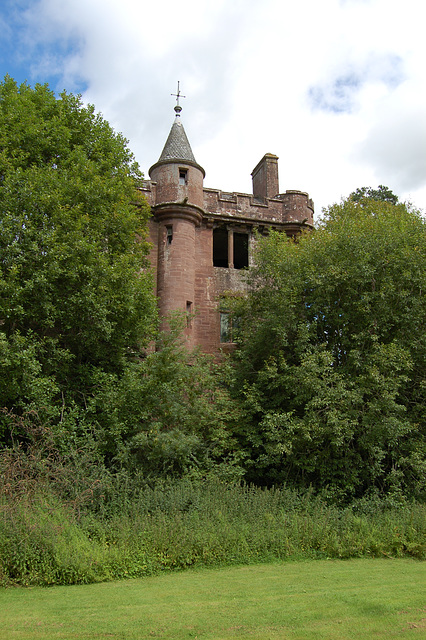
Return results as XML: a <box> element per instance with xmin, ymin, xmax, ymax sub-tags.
<box><xmin>1</xmin><ymin>558</ymin><xmax>425</xmax><ymax>639</ymax></box>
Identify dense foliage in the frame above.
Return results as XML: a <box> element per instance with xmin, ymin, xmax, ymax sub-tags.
<box><xmin>0</xmin><ymin>75</ymin><xmax>157</xmax><ymax>443</ymax></box>
<box><xmin>232</xmin><ymin>196</ymin><xmax>426</xmax><ymax>501</ymax></box>
<box><xmin>88</xmin><ymin>320</ymin><xmax>244</xmax><ymax>480</ymax></box>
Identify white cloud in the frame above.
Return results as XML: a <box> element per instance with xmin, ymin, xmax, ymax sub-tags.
<box><xmin>4</xmin><ymin>0</ymin><xmax>426</xmax><ymax>214</ymax></box>
<box><xmin>354</xmin><ymin>79</ymin><xmax>426</xmax><ymax>193</ymax></box>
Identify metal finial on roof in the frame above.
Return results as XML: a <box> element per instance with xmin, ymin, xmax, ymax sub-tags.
<box><xmin>171</xmin><ymin>81</ymin><xmax>186</xmax><ymax>117</ymax></box>
<box><xmin>149</xmin><ymin>81</ymin><xmax>205</xmax><ymax>178</ymax></box>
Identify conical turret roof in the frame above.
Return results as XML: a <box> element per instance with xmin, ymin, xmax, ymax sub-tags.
<box><xmin>158</xmin><ymin>118</ymin><xmax>197</xmax><ymax>163</ymax></box>
<box><xmin>149</xmin><ymin>104</ymin><xmax>205</xmax><ymax>178</ymax></box>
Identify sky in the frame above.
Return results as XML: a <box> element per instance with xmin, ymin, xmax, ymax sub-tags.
<box><xmin>1</xmin><ymin>0</ymin><xmax>425</xmax><ymax>217</ymax></box>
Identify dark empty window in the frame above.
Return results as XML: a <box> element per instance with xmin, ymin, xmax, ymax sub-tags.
<box><xmin>233</xmin><ymin>232</ymin><xmax>249</xmax><ymax>269</ymax></box>
<box><xmin>213</xmin><ymin>229</ymin><xmax>249</xmax><ymax>269</ymax></box>
<box><xmin>166</xmin><ymin>225</ymin><xmax>173</xmax><ymax>245</ymax></box>
<box><xmin>179</xmin><ymin>169</ymin><xmax>187</xmax><ymax>185</ymax></box>
<box><xmin>213</xmin><ymin>227</ymin><xmax>228</xmax><ymax>267</ymax></box>
<box><xmin>186</xmin><ymin>301</ymin><xmax>193</xmax><ymax>328</ymax></box>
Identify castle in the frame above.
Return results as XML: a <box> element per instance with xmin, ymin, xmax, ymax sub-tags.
<box><xmin>141</xmin><ymin>100</ymin><xmax>314</xmax><ymax>353</ymax></box>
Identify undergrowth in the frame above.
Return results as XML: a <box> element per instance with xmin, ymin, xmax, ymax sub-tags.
<box><xmin>1</xmin><ymin>480</ymin><xmax>425</xmax><ymax>587</ymax></box>
<box><xmin>1</xmin><ymin>415</ymin><xmax>424</xmax><ymax>587</ymax></box>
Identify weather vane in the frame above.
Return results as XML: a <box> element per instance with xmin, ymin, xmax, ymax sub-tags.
<box><xmin>171</xmin><ymin>81</ymin><xmax>186</xmax><ymax>116</ymax></box>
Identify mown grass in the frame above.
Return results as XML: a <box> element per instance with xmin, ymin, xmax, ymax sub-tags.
<box><xmin>1</xmin><ymin>480</ymin><xmax>425</xmax><ymax>587</ymax></box>
<box><xmin>1</xmin><ymin>559</ymin><xmax>425</xmax><ymax>639</ymax></box>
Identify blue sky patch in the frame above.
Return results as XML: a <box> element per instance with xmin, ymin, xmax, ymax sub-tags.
<box><xmin>308</xmin><ymin>73</ymin><xmax>362</xmax><ymax>113</ymax></box>
<box><xmin>0</xmin><ymin>0</ymin><xmax>88</xmax><ymax>94</ymax></box>
<box><xmin>307</xmin><ymin>54</ymin><xmax>405</xmax><ymax>114</ymax></box>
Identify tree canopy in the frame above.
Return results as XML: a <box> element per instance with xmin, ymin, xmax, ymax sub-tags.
<box><xmin>349</xmin><ymin>185</ymin><xmax>399</xmax><ymax>204</ymax></box>
<box><xmin>232</xmin><ymin>196</ymin><xmax>426</xmax><ymax>500</ymax></box>
<box><xmin>0</xmin><ymin>76</ymin><xmax>156</xmax><ymax>439</ymax></box>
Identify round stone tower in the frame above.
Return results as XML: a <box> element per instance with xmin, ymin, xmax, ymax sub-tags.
<box><xmin>149</xmin><ymin>102</ymin><xmax>205</xmax><ymax>346</ymax></box>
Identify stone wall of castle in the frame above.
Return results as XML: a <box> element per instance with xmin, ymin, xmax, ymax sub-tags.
<box><xmin>141</xmin><ymin>163</ymin><xmax>313</xmax><ymax>353</ymax></box>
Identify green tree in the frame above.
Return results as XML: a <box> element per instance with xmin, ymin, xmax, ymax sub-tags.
<box><xmin>90</xmin><ymin>317</ymin><xmax>245</xmax><ymax>481</ymax></box>
<box><xmin>232</xmin><ymin>196</ymin><xmax>426</xmax><ymax>501</ymax></box>
<box><xmin>349</xmin><ymin>185</ymin><xmax>399</xmax><ymax>204</ymax></box>
<box><xmin>0</xmin><ymin>76</ymin><xmax>156</xmax><ymax>440</ymax></box>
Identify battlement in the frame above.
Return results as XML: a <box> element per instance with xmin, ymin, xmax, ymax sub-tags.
<box><xmin>141</xmin><ymin>183</ymin><xmax>314</xmax><ymax>229</ymax></box>
<box><xmin>202</xmin><ymin>187</ymin><xmax>314</xmax><ymax>228</ymax></box>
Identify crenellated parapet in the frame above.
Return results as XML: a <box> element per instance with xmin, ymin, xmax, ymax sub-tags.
<box><xmin>141</xmin><ymin>182</ymin><xmax>314</xmax><ymax>232</ymax></box>
<box><xmin>202</xmin><ymin>187</ymin><xmax>314</xmax><ymax>231</ymax></box>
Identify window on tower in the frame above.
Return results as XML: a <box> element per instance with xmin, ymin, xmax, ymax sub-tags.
<box><xmin>186</xmin><ymin>301</ymin><xmax>193</xmax><ymax>328</ymax></box>
<box><xmin>179</xmin><ymin>169</ymin><xmax>188</xmax><ymax>185</ymax></box>
<box><xmin>166</xmin><ymin>225</ymin><xmax>173</xmax><ymax>246</ymax></box>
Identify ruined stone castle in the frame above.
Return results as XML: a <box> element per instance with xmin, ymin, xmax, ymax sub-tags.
<box><xmin>141</xmin><ymin>101</ymin><xmax>314</xmax><ymax>353</ymax></box>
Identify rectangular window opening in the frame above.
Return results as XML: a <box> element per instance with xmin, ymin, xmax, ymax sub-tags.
<box><xmin>166</xmin><ymin>225</ymin><xmax>173</xmax><ymax>246</ymax></box>
<box><xmin>220</xmin><ymin>306</ymin><xmax>240</xmax><ymax>343</ymax></box>
<box><xmin>179</xmin><ymin>169</ymin><xmax>188</xmax><ymax>185</ymax></box>
<box><xmin>186</xmin><ymin>301</ymin><xmax>193</xmax><ymax>328</ymax></box>
<box><xmin>233</xmin><ymin>232</ymin><xmax>249</xmax><ymax>269</ymax></box>
<box><xmin>213</xmin><ymin>227</ymin><xmax>228</xmax><ymax>268</ymax></box>
<box><xmin>220</xmin><ymin>311</ymin><xmax>230</xmax><ymax>343</ymax></box>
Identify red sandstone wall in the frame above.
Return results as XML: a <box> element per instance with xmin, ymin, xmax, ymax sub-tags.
<box><xmin>203</xmin><ymin>189</ymin><xmax>314</xmax><ymax>227</ymax></box>
<box><xmin>193</xmin><ymin>224</ymin><xmax>218</xmax><ymax>353</ymax></box>
<box><xmin>149</xmin><ymin>163</ymin><xmax>204</xmax><ymax>209</ymax></box>
<box><xmin>156</xmin><ymin>216</ymin><xmax>197</xmax><ymax>348</ymax></box>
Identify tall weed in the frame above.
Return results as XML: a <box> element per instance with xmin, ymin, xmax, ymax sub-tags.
<box><xmin>1</xmin><ymin>480</ymin><xmax>425</xmax><ymax>587</ymax></box>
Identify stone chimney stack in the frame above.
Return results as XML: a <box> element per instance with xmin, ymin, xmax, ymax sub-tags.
<box><xmin>251</xmin><ymin>153</ymin><xmax>279</xmax><ymax>199</ymax></box>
